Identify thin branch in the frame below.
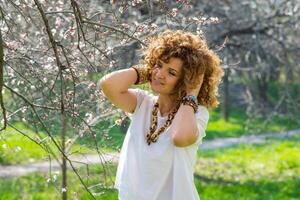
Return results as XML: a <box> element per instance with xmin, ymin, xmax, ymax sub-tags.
<box><xmin>0</xmin><ymin>28</ymin><xmax>7</xmax><ymax>131</ymax></box>
<box><xmin>222</xmin><ymin>61</ymin><xmax>258</xmax><ymax>71</ymax></box>
<box><xmin>82</xmin><ymin>19</ymin><xmax>146</xmax><ymax>46</ymax></box>
<box><xmin>44</xmin><ymin>10</ymin><xmax>73</xmax><ymax>15</ymax></box>
<box><xmin>3</xmin><ymin>84</ymin><xmax>60</xmax><ymax>110</ymax></box>
<box><xmin>7</xmin><ymin>122</ymin><xmax>56</xmax><ymax>158</ymax></box>
<box><xmin>33</xmin><ymin>0</ymin><xmax>63</xmax><ymax>71</ymax></box>
<box><xmin>146</xmin><ymin>0</ymin><xmax>153</xmax><ymax>20</ymax></box>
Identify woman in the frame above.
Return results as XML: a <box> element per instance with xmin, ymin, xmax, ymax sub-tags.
<box><xmin>99</xmin><ymin>30</ymin><xmax>223</xmax><ymax>200</ymax></box>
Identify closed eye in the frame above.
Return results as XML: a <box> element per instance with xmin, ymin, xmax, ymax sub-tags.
<box><xmin>169</xmin><ymin>71</ymin><xmax>176</xmax><ymax>76</ymax></box>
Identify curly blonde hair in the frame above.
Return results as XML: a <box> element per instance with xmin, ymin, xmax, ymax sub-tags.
<box><xmin>142</xmin><ymin>29</ymin><xmax>224</xmax><ymax>108</ymax></box>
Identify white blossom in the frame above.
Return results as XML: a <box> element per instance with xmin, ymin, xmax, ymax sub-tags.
<box><xmin>115</xmin><ymin>119</ymin><xmax>122</xmax><ymax>126</ymax></box>
<box><xmin>85</xmin><ymin>113</ymin><xmax>93</xmax><ymax>122</ymax></box>
<box><xmin>170</xmin><ymin>8</ymin><xmax>178</xmax><ymax>17</ymax></box>
<box><xmin>109</xmin><ymin>60</ymin><xmax>116</xmax><ymax>68</ymax></box>
<box><xmin>119</xmin><ymin>7</ymin><xmax>124</xmax><ymax>14</ymax></box>
<box><xmin>15</xmin><ymin>0</ymin><xmax>20</xmax><ymax>6</ymax></box>
<box><xmin>15</xmin><ymin>146</ymin><xmax>22</xmax><ymax>152</ymax></box>
<box><xmin>21</xmin><ymin>107</ymin><xmax>27</xmax><ymax>113</ymax></box>
<box><xmin>52</xmin><ymin>174</ymin><xmax>57</xmax><ymax>181</ymax></box>
<box><xmin>132</xmin><ymin>0</ymin><xmax>143</xmax><ymax>6</ymax></box>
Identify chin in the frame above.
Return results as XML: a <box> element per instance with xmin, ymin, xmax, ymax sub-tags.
<box><xmin>150</xmin><ymin>84</ymin><xmax>160</xmax><ymax>93</ymax></box>
<box><xmin>150</xmin><ymin>82</ymin><xmax>174</xmax><ymax>96</ymax></box>
<box><xmin>150</xmin><ymin>83</ymin><xmax>164</xmax><ymax>94</ymax></box>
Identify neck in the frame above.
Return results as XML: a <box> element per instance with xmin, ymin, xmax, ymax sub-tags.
<box><xmin>157</xmin><ymin>94</ymin><xmax>177</xmax><ymax>117</ymax></box>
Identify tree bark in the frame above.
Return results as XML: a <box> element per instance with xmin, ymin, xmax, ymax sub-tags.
<box><xmin>0</xmin><ymin>28</ymin><xmax>7</xmax><ymax>131</ymax></box>
<box><xmin>222</xmin><ymin>69</ymin><xmax>230</xmax><ymax>122</ymax></box>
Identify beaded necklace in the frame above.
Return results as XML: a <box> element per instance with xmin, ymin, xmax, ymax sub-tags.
<box><xmin>146</xmin><ymin>102</ymin><xmax>181</xmax><ymax>145</ymax></box>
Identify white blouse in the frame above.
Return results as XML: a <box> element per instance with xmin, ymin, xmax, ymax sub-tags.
<box><xmin>114</xmin><ymin>88</ymin><xmax>209</xmax><ymax>200</ymax></box>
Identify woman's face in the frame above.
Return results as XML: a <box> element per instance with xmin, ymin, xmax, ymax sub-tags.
<box><xmin>150</xmin><ymin>57</ymin><xmax>183</xmax><ymax>95</ymax></box>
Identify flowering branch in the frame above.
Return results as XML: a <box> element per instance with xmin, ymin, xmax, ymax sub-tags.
<box><xmin>0</xmin><ymin>28</ymin><xmax>7</xmax><ymax>131</ymax></box>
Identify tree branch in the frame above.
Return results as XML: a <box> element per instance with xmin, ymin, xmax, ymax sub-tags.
<box><xmin>0</xmin><ymin>28</ymin><xmax>7</xmax><ymax>131</ymax></box>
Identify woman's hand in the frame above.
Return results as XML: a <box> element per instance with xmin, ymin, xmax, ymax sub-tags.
<box><xmin>186</xmin><ymin>75</ymin><xmax>204</xmax><ymax>96</ymax></box>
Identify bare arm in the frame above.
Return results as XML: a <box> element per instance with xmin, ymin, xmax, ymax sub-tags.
<box><xmin>171</xmin><ymin>104</ymin><xmax>199</xmax><ymax>147</ymax></box>
<box><xmin>171</xmin><ymin>79</ymin><xmax>204</xmax><ymax>147</ymax></box>
<box><xmin>99</xmin><ymin>68</ymin><xmax>138</xmax><ymax>113</ymax></box>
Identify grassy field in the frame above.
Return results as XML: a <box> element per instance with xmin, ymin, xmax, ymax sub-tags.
<box><xmin>1</xmin><ymin>135</ymin><xmax>299</xmax><ymax>200</ymax></box>
<box><xmin>206</xmin><ymin>106</ymin><xmax>300</xmax><ymax>139</ymax></box>
<box><xmin>195</xmin><ymin>135</ymin><xmax>300</xmax><ymax>200</ymax></box>
<box><xmin>0</xmin><ymin>122</ymin><xmax>95</xmax><ymax>165</ymax></box>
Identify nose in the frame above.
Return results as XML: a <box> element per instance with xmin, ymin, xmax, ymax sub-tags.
<box><xmin>156</xmin><ymin>68</ymin><xmax>165</xmax><ymax>80</ymax></box>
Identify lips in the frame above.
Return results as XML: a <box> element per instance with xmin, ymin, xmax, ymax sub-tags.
<box><xmin>153</xmin><ymin>79</ymin><xmax>165</xmax><ymax>85</ymax></box>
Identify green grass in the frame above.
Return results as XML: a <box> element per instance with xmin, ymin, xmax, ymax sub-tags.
<box><xmin>197</xmin><ymin>135</ymin><xmax>300</xmax><ymax>181</ymax></box>
<box><xmin>195</xmin><ymin>178</ymin><xmax>300</xmax><ymax>200</ymax></box>
<box><xmin>206</xmin><ymin>107</ymin><xmax>300</xmax><ymax>140</ymax></box>
<box><xmin>1</xmin><ymin>135</ymin><xmax>300</xmax><ymax>200</ymax></box>
<box><xmin>0</xmin><ymin>122</ymin><xmax>94</xmax><ymax>165</ymax></box>
<box><xmin>0</xmin><ymin>164</ymin><xmax>119</xmax><ymax>200</ymax></box>
<box><xmin>77</xmin><ymin>118</ymin><xmax>126</xmax><ymax>153</ymax></box>
<box><xmin>205</xmin><ymin>108</ymin><xmax>245</xmax><ymax>139</ymax></box>
<box><xmin>0</xmin><ymin>118</ymin><xmax>127</xmax><ymax>165</ymax></box>
<box><xmin>194</xmin><ymin>135</ymin><xmax>300</xmax><ymax>200</ymax></box>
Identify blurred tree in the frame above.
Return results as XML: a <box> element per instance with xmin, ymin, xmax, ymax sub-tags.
<box><xmin>197</xmin><ymin>0</ymin><xmax>300</xmax><ymax>119</ymax></box>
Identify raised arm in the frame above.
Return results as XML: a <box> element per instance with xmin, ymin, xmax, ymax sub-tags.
<box><xmin>99</xmin><ymin>68</ymin><xmax>138</xmax><ymax>113</ymax></box>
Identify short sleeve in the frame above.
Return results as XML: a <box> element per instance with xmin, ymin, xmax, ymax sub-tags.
<box><xmin>194</xmin><ymin>106</ymin><xmax>209</xmax><ymax>145</ymax></box>
<box><xmin>127</xmin><ymin>88</ymin><xmax>150</xmax><ymax>117</ymax></box>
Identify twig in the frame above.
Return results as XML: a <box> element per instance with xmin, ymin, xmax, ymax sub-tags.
<box><xmin>82</xmin><ymin>19</ymin><xmax>146</xmax><ymax>46</ymax></box>
<box><xmin>0</xmin><ymin>27</ymin><xmax>7</xmax><ymax>131</ymax></box>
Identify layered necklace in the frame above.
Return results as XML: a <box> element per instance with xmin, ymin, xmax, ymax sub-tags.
<box><xmin>146</xmin><ymin>101</ymin><xmax>181</xmax><ymax>145</ymax></box>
